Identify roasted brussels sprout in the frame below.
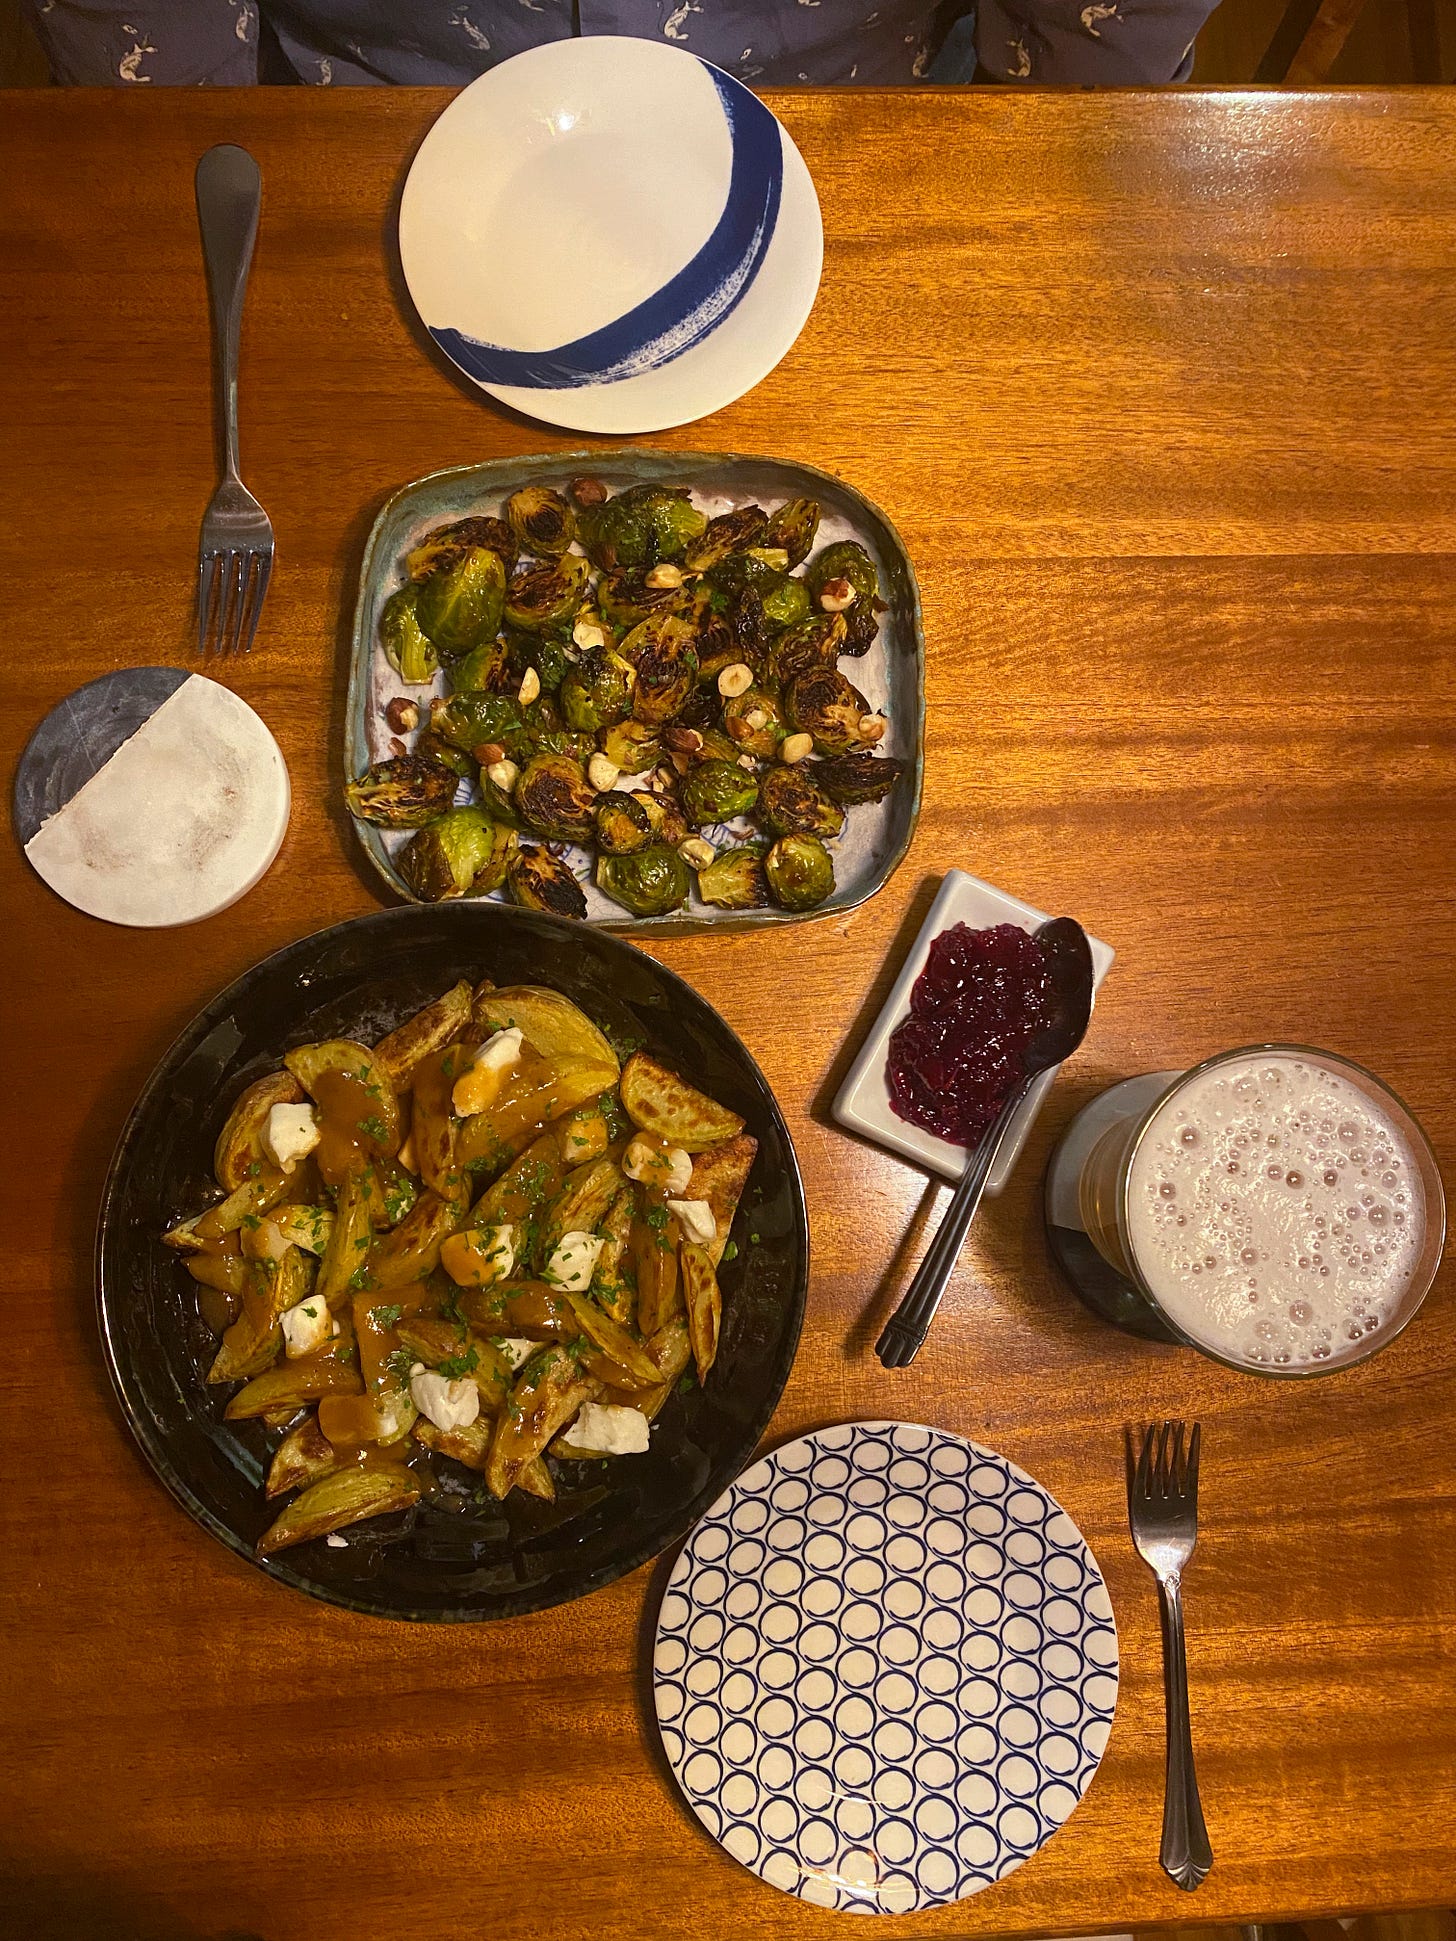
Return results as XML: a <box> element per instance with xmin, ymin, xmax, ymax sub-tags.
<box><xmin>379</xmin><ymin>585</ymin><xmax>438</xmax><ymax>686</ymax></box>
<box><xmin>784</xmin><ymin>668</ymin><xmax>875</xmax><ymax>757</ymax></box>
<box><xmin>634</xmin><ymin>787</ymin><xmax>689</xmax><ymax>850</ymax></box>
<box><xmin>761</xmin><ymin>497</ymin><xmax>821</xmax><ymax>568</ymax></box>
<box><xmin>684</xmin><ymin>505</ymin><xmax>768</xmax><ymax>572</ymax></box>
<box><xmin>345</xmin><ymin>754</ymin><xmax>459</xmax><ymax>829</ymax></box>
<box><xmin>398</xmin><ymin>807</ymin><xmax>516</xmax><ymax>901</ymax></box>
<box><xmin>689</xmin><ymin>605</ymin><xmax>743</xmax><ymax>687</ymax></box>
<box><xmin>760</xmin><ymin>574</ymin><xmax>810</xmax><ymax>632</ymax></box>
<box><xmin>415</xmin><ymin>545</ymin><xmax>507</xmax><ymax>656</ymax></box>
<box><xmin>594</xmin><ymin>790</ymin><xmax>654</xmax><ymax>855</ymax></box>
<box><xmin>722</xmin><ymin>684</ymin><xmax>785</xmax><ymax>759</ymax></box>
<box><xmin>702</xmin><ymin>553</ymin><xmax>804</xmax><ymax>632</ymax></box>
<box><xmin>598</xmin><ymin>568</ymin><xmax>692</xmax><ymax>630</ymax></box>
<box><xmin>600</xmin><ymin>719</ymin><xmax>662</xmax><ymax>777</ymax></box>
<box><xmin>841</xmin><ymin>601</ymin><xmax>881</xmax><ymax>657</ymax></box>
<box><xmin>813</xmin><ymin>751</ymin><xmax>908</xmax><ymax>804</ymax></box>
<box><xmin>764</xmin><ymin>833</ymin><xmax>835</xmax><ymax>911</ymax></box>
<box><xmin>561</xmin><ymin>650</ymin><xmax>633</xmax><ymax>732</ymax></box>
<box><xmin>577</xmin><ymin>486</ymin><xmax>705</xmax><ymax>571</ymax></box>
<box><xmin>680</xmin><ymin>759</ymin><xmax>759</xmax><ymax>828</ymax></box>
<box><xmin>405</xmin><ymin>516</ymin><xmax>517</xmax><ymax>582</ymax></box>
<box><xmin>596</xmin><ymin>843</ymin><xmax>690</xmax><ymax>917</ymax></box>
<box><xmin>449</xmin><ymin>638</ymin><xmax>510</xmax><ymax>693</ymax></box>
<box><xmin>514</xmin><ymin>753</ymin><xmax>596</xmax><ymax>841</ymax></box>
<box><xmin>701</xmin><ymin>551</ymin><xmax>777</xmax><ymax>599</ymax></box>
<box><xmin>505</xmin><ymin>485</ymin><xmax>575</xmax><ymax>558</ymax></box>
<box><xmin>637</xmin><ymin>485</ymin><xmax>708</xmax><ymax>561</ymax></box>
<box><xmin>806</xmin><ymin>539</ymin><xmax>880</xmax><ymax>610</ymax></box>
<box><xmin>503</xmin><ymin>555</ymin><xmax>590</xmax><ymax>632</ymax></box>
<box><xmin>626</xmin><ymin>614</ymin><xmax>698</xmax><ymax>725</ymax></box>
<box><xmin>505</xmin><ymin>629</ymin><xmax>573</xmax><ymax>695</ymax></box>
<box><xmin>477</xmin><ymin>769</ymin><xmax>522</xmax><ymax>826</ymax></box>
<box><xmin>412</xmin><ymin>729</ymin><xmax>475</xmax><ymax>779</ymax></box>
<box><xmin>521</xmin><ymin>723</ymin><xmax>597</xmax><ymax>766</ymax></box>
<box><xmin>429</xmin><ymin>691</ymin><xmax>522</xmax><ymax>755</ymax></box>
<box><xmin>696</xmin><ymin>844</ymin><xmax>770</xmax><ymax>910</ymax></box>
<box><xmin>507</xmin><ymin>843</ymin><xmax>587</xmax><ymax>920</ymax></box>
<box><xmin>764</xmin><ymin>612</ymin><xmax>847</xmax><ymax>691</ymax></box>
<box><xmin>757</xmin><ymin>763</ymin><xmax>846</xmax><ymax>840</ymax></box>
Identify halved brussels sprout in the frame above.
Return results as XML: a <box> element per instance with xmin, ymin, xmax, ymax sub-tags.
<box><xmin>722</xmin><ymin>684</ymin><xmax>784</xmax><ymax>759</ymax></box>
<box><xmin>412</xmin><ymin>729</ymin><xmax>475</xmax><ymax>779</ymax></box>
<box><xmin>520</xmin><ymin>719</ymin><xmax>597</xmax><ymax>767</ymax></box>
<box><xmin>600</xmin><ymin>719</ymin><xmax>661</xmax><ymax>777</ymax></box>
<box><xmin>594</xmin><ymin>790</ymin><xmax>654</xmax><ymax>855</ymax></box>
<box><xmin>598</xmin><ymin>569</ymin><xmax>692</xmax><ymax>630</ymax></box>
<box><xmin>764</xmin><ymin>613</ymin><xmax>847</xmax><ymax>691</ymax></box>
<box><xmin>477</xmin><ymin>770</ymin><xmax>521</xmax><ymax>827</ymax></box>
<box><xmin>680</xmin><ymin>759</ymin><xmax>759</xmax><ymax>828</ymax></box>
<box><xmin>506</xmin><ymin>629</ymin><xmax>572</xmax><ymax>695</ymax></box>
<box><xmin>806</xmin><ymin>539</ymin><xmax>880</xmax><ymax>609</ymax></box>
<box><xmin>696</xmin><ymin>845</ymin><xmax>769</xmax><ymax>910</ymax></box>
<box><xmin>689</xmin><ymin>605</ymin><xmax>742</xmax><ymax>687</ymax></box>
<box><xmin>595</xmin><ymin>844</ymin><xmax>690</xmax><ymax>917</ymax></box>
<box><xmin>701</xmin><ymin>551</ymin><xmax>777</xmax><ymax>599</ymax></box>
<box><xmin>576</xmin><ymin>496</ymin><xmax>649</xmax><ymax>573</ymax></box>
<box><xmin>507</xmin><ymin>843</ymin><xmax>588</xmax><ymax>920</ymax></box>
<box><xmin>684</xmin><ymin>505</ymin><xmax>768</xmax><ymax>572</ymax></box>
<box><xmin>505</xmin><ymin>485</ymin><xmax>575</xmax><ymax>558</ymax></box>
<box><xmin>765</xmin><ymin>833</ymin><xmax>835</xmax><ymax>911</ymax></box>
<box><xmin>813</xmin><ymin>751</ymin><xmax>908</xmax><ymax>805</ymax></box>
<box><xmin>379</xmin><ymin>585</ymin><xmax>438</xmax><ymax>686</ymax></box>
<box><xmin>842</xmin><ymin>602</ymin><xmax>881</xmax><ymax>657</ymax></box>
<box><xmin>757</xmin><ymin>763</ymin><xmax>846</xmax><ymax>840</ymax></box>
<box><xmin>515</xmin><ymin>753</ymin><xmax>596</xmax><ymax>841</ymax></box>
<box><xmin>429</xmin><ymin>690</ymin><xmax>522</xmax><ymax>756</ymax></box>
<box><xmin>398</xmin><ymin>807</ymin><xmax>516</xmax><ymax>901</ymax></box>
<box><xmin>760</xmin><ymin>574</ymin><xmax>810</xmax><ymax>632</ymax></box>
<box><xmin>449</xmin><ymin>638</ymin><xmax>510</xmax><ymax>693</ymax></box>
<box><xmin>415</xmin><ymin>545</ymin><xmax>507</xmax><ymax>657</ymax></box>
<box><xmin>503</xmin><ymin>555</ymin><xmax>590</xmax><ymax>633</ymax></box>
<box><xmin>761</xmin><ymin>498</ymin><xmax>821</xmax><ymax>568</ymax></box>
<box><xmin>625</xmin><ymin>614</ymin><xmax>698</xmax><ymax>725</ymax></box>
<box><xmin>406</xmin><ymin>516</ymin><xmax>517</xmax><ymax>583</ymax></box>
<box><xmin>345</xmin><ymin>755</ymin><xmax>458</xmax><ymax>829</ymax></box>
<box><xmin>634</xmin><ymin>787</ymin><xmax>689</xmax><ymax>850</ymax></box>
<box><xmin>561</xmin><ymin>651</ymin><xmax>633</xmax><ymax>732</ymax></box>
<box><xmin>597</xmin><ymin>483</ymin><xmax>707</xmax><ymax>564</ymax></box>
<box><xmin>784</xmin><ymin>667</ymin><xmax>874</xmax><ymax>757</ymax></box>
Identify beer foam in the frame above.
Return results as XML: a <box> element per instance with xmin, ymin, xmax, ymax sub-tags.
<box><xmin>1126</xmin><ymin>1054</ymin><xmax>1425</xmax><ymax>1369</ymax></box>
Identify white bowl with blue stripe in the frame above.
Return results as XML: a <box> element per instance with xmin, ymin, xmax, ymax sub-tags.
<box><xmin>398</xmin><ymin>36</ymin><xmax>823</xmax><ymax>433</ymax></box>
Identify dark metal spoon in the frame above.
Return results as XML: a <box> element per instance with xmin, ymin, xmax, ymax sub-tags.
<box><xmin>875</xmin><ymin>916</ymin><xmax>1096</xmax><ymax>1369</ymax></box>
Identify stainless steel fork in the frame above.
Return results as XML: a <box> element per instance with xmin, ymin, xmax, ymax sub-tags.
<box><xmin>195</xmin><ymin>144</ymin><xmax>273</xmax><ymax>656</ymax></box>
<box><xmin>1128</xmin><ymin>1420</ymin><xmax>1213</xmax><ymax>1892</ymax></box>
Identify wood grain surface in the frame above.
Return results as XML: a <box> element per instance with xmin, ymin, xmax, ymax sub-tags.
<box><xmin>2</xmin><ymin>86</ymin><xmax>1454</xmax><ymax>1941</ymax></box>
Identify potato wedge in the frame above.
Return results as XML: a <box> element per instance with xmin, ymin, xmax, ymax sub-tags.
<box><xmin>631</xmin><ymin>1204</ymin><xmax>682</xmax><ymax>1337</ymax></box>
<box><xmin>315</xmin><ymin>1171</ymin><xmax>375</xmax><ymax>1309</ymax></box>
<box><xmin>603</xmin><ymin>1315</ymin><xmax>692</xmax><ymax>1423</ymax></box>
<box><xmin>225</xmin><ymin>1356</ymin><xmax>365</xmax><ymax>1420</ymax></box>
<box><xmin>538</xmin><ymin>1156</ymin><xmax>623</xmax><ymax>1263</ymax></box>
<box><xmin>591</xmin><ymin>1187</ymin><xmax>637</xmax><ymax>1327</ymax></box>
<box><xmin>184</xmin><ymin>1250</ymin><xmax>248</xmax><ymax>1296</ymax></box>
<box><xmin>469</xmin><ymin>1130</ymin><xmax>562</xmax><ymax>1231</ymax></box>
<box><xmin>463</xmin><ymin>1279</ymin><xmax>574</xmax><ymax>1341</ymax></box>
<box><xmin>471</xmin><ymin>985</ymin><xmax>619</xmax><ymax>1074</ymax></box>
<box><xmin>270</xmin><ymin>1204</ymin><xmax>334</xmax><ymax>1256</ymax></box>
<box><xmin>619</xmin><ymin>1052</ymin><xmax>744</xmax><ymax>1153</ymax></box>
<box><xmin>413</xmin><ymin>1414</ymin><xmax>492</xmax><ymax>1470</ymax></box>
<box><xmin>372</xmin><ymin>980</ymin><xmax>473</xmax><ymax>1093</ymax></box>
<box><xmin>486</xmin><ymin>1345</ymin><xmax>599</xmax><ymax>1498</ymax></box>
<box><xmin>396</xmin><ymin>1321</ymin><xmax>514</xmax><ymax>1414</ymax></box>
<box><xmin>266</xmin><ymin>1413</ymin><xmax>339</xmax><ymax>1498</ymax></box>
<box><xmin>518</xmin><ymin>1455</ymin><xmax>556</xmax><ymax>1502</ymax></box>
<box><xmin>370</xmin><ymin>1191</ymin><xmax>464</xmax><ymax>1293</ymax></box>
<box><xmin>283</xmin><ymin>1039</ymin><xmax>402</xmax><ymax>1176</ymax></box>
<box><xmin>257</xmin><ymin>1466</ymin><xmax>420</xmax><ymax>1556</ymax></box>
<box><xmin>680</xmin><ymin>1242</ymin><xmax>722</xmax><ymax>1383</ymax></box>
<box><xmin>412</xmin><ymin>1044</ymin><xmax>469</xmax><ymax>1203</ymax></box>
<box><xmin>455</xmin><ymin>1061</ymin><xmax>616</xmax><ymax>1178</ymax></box>
<box><xmin>685</xmin><ymin>1134</ymin><xmax>759</xmax><ymax>1267</ymax></box>
<box><xmin>208</xmin><ymin>1249</ymin><xmax>310</xmax><ymax>1384</ymax></box>
<box><xmin>561</xmin><ymin>1289</ymin><xmax>660</xmax><ymax>1388</ymax></box>
<box><xmin>191</xmin><ymin>1168</ymin><xmax>293</xmax><ymax>1244</ymax></box>
<box><xmin>555</xmin><ymin>1095</ymin><xmax>615</xmax><ymax>1167</ymax></box>
<box><xmin>214</xmin><ymin>1071</ymin><xmax>305</xmax><ymax>1192</ymax></box>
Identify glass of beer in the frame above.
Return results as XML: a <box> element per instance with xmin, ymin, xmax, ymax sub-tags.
<box><xmin>1075</xmin><ymin>1045</ymin><xmax>1446</xmax><ymax>1374</ymax></box>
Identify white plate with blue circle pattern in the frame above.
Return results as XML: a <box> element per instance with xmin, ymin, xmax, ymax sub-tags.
<box><xmin>653</xmin><ymin>1422</ymin><xmax>1118</xmax><ymax>1914</ymax></box>
<box><xmin>398</xmin><ymin>36</ymin><xmax>823</xmax><ymax>435</ymax></box>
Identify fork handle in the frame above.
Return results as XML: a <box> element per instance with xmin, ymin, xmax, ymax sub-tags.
<box><xmin>1156</xmin><ymin>1573</ymin><xmax>1213</xmax><ymax>1891</ymax></box>
<box><xmin>195</xmin><ymin>145</ymin><xmax>260</xmax><ymax>483</ymax></box>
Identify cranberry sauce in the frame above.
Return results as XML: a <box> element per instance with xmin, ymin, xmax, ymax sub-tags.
<box><xmin>886</xmin><ymin>922</ymin><xmax>1055</xmax><ymax>1148</ymax></box>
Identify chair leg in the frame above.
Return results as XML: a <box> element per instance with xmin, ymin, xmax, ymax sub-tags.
<box><xmin>1406</xmin><ymin>0</ymin><xmax>1444</xmax><ymax>80</ymax></box>
<box><xmin>1277</xmin><ymin>0</ymin><xmax>1373</xmax><ymax>81</ymax></box>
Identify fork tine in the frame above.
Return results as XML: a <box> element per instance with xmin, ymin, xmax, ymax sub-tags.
<box><xmin>218</xmin><ymin>552</ymin><xmax>247</xmax><ymax>659</ymax></box>
<box><xmin>1172</xmin><ymin>1419</ymin><xmax>1186</xmax><ymax>1491</ymax></box>
<box><xmin>1152</xmin><ymin>1419</ymin><xmax>1167</xmax><ymax>1495</ymax></box>
<box><xmin>1135</xmin><ymin>1422</ymin><xmax>1154</xmax><ymax>1502</ymax></box>
<box><xmin>197</xmin><ymin>554</ymin><xmax>221</xmax><ymax>654</ymax></box>
<box><xmin>1187</xmin><ymin>1422</ymin><xmax>1201</xmax><ymax>1502</ymax></box>
<box><xmin>239</xmin><ymin>551</ymin><xmax>271</xmax><ymax>655</ymax></box>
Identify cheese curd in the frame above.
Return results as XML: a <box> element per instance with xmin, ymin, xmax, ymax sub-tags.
<box><xmin>279</xmin><ymin>1297</ymin><xmax>331</xmax><ymax>1359</ymax></box>
<box><xmin>263</xmin><ymin>1102</ymin><xmax>320</xmax><ymax>1172</ymax></box>
<box><xmin>451</xmin><ymin>1027</ymin><xmax>525</xmax><ymax>1116</ymax></box>
<box><xmin>543</xmin><ymin>1230</ymin><xmax>604</xmax><ymax>1293</ymax></box>
<box><xmin>560</xmin><ymin>1403</ymin><xmax>651</xmax><ymax>1457</ymax></box>
<box><xmin>410</xmin><ymin>1369</ymin><xmax>480</xmax><ymax>1432</ymax></box>
<box><xmin>666</xmin><ymin>1198</ymin><xmax>716</xmax><ymax>1248</ymax></box>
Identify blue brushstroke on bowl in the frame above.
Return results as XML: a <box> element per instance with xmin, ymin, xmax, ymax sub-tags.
<box><xmin>429</xmin><ymin>65</ymin><xmax>783</xmax><ymax>392</ymax></box>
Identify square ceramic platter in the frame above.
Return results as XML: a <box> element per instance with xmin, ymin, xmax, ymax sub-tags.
<box><xmin>346</xmin><ymin>450</ymin><xmax>924</xmax><ymax>934</ymax></box>
<box><xmin>833</xmin><ymin>869</ymin><xmax>1115</xmax><ymax>1192</ymax></box>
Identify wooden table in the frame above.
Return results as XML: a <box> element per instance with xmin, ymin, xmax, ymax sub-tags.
<box><xmin>3</xmin><ymin>84</ymin><xmax>1454</xmax><ymax>1941</ymax></box>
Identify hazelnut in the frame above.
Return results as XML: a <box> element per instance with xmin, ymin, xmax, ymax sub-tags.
<box><xmin>429</xmin><ymin>696</ymin><xmax>450</xmax><ymax>724</ymax></box>
<box><xmin>587</xmin><ymin>753</ymin><xmax>620</xmax><ymax>792</ymax></box>
<box><xmin>486</xmin><ymin>758</ymin><xmax>520</xmax><ymax>792</ymax></box>
<box><xmin>388</xmin><ymin>737</ymin><xmax>407</xmax><ymax>759</ymax></box>
<box><xmin>678</xmin><ymin>837</ymin><xmax>716</xmax><ymax>871</ymax></box>
<box><xmin>725</xmin><ymin>716</ymin><xmax>751</xmax><ymax>744</ymax></box>
<box><xmin>518</xmin><ymin>666</ymin><xmax>541</xmax><ymax>706</ymax></box>
<box><xmin>736</xmin><ymin>754</ymin><xmax>756</xmax><ymax>771</ymax></box>
<box><xmin>780</xmin><ymin>732</ymin><xmax>814</xmax><ymax>764</ymax></box>
<box><xmin>663</xmin><ymin>725</ymin><xmax>704</xmax><ymax>756</ymax></box>
<box><xmin>573</xmin><ymin>615</ymin><xmax>606</xmax><ymax>652</ymax></box>
<box><xmin>570</xmin><ymin>476</ymin><xmax>609</xmax><ymax>506</ymax></box>
<box><xmin>858</xmin><ymin>713</ymin><xmax>888</xmax><ymax>744</ymax></box>
<box><xmin>818</xmin><ymin>577</ymin><xmax>856</xmax><ymax>613</ymax></box>
<box><xmin>717</xmin><ymin>662</ymin><xmax>754</xmax><ymax>699</ymax></box>
<box><xmin>644</xmin><ymin>563</ymin><xmax>686</xmax><ymax>590</ymax></box>
<box><xmin>652</xmin><ymin>765</ymin><xmax>678</xmax><ymax>794</ymax></box>
<box><xmin>744</xmin><ymin>707</ymin><xmax>768</xmax><ymax>732</ymax></box>
<box><xmin>384</xmin><ymin>696</ymin><xmax>420</xmax><ymax>735</ymax></box>
<box><xmin>473</xmin><ymin>741</ymin><xmax>507</xmax><ymax>767</ymax></box>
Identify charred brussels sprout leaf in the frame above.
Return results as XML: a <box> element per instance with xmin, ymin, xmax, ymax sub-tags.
<box><xmin>841</xmin><ymin>601</ymin><xmax>881</xmax><ymax>657</ymax></box>
<box><xmin>625</xmin><ymin>614</ymin><xmax>699</xmax><ymax>726</ymax></box>
<box><xmin>561</xmin><ymin>650</ymin><xmax>634</xmax><ymax>732</ymax></box>
<box><xmin>345</xmin><ymin>755</ymin><xmax>459</xmax><ymax>829</ymax></box>
<box><xmin>757</xmin><ymin>763</ymin><xmax>846</xmax><ymax>840</ymax></box>
<box><xmin>760</xmin><ymin>574</ymin><xmax>810</xmax><ymax>632</ymax></box>
<box><xmin>598</xmin><ymin>569</ymin><xmax>692</xmax><ymax>630</ymax></box>
<box><xmin>722</xmin><ymin>684</ymin><xmax>785</xmax><ymax>759</ymax></box>
<box><xmin>505</xmin><ymin>485</ymin><xmax>575</xmax><ymax>558</ymax></box>
<box><xmin>379</xmin><ymin>585</ymin><xmax>438</xmax><ymax>686</ymax></box>
<box><xmin>784</xmin><ymin>667</ymin><xmax>874</xmax><ymax>757</ymax></box>
<box><xmin>399</xmin><ymin>807</ymin><xmax>515</xmax><ymax>901</ymax></box>
<box><xmin>764</xmin><ymin>833</ymin><xmax>835</xmax><ymax>912</ymax></box>
<box><xmin>806</xmin><ymin>539</ymin><xmax>880</xmax><ymax>610</ymax></box>
<box><xmin>680</xmin><ymin>759</ymin><xmax>759</xmax><ymax>828</ymax></box>
<box><xmin>508</xmin><ymin>843</ymin><xmax>587</xmax><ymax>920</ymax></box>
<box><xmin>577</xmin><ymin>497</ymin><xmax>649</xmax><ymax>573</ymax></box>
<box><xmin>764</xmin><ymin>613</ymin><xmax>847</xmax><ymax>691</ymax></box>
<box><xmin>684</xmin><ymin>505</ymin><xmax>768</xmax><ymax>572</ymax></box>
<box><xmin>412</xmin><ymin>729</ymin><xmax>475</xmax><ymax>779</ymax></box>
<box><xmin>503</xmin><ymin>555</ymin><xmax>590</xmax><ymax>633</ymax></box>
<box><xmin>595</xmin><ymin>843</ymin><xmax>690</xmax><ymax>917</ymax></box>
<box><xmin>600</xmin><ymin>719</ymin><xmax>661</xmax><ymax>777</ymax></box>
<box><xmin>696</xmin><ymin>845</ymin><xmax>770</xmax><ymax>910</ymax></box>
<box><xmin>594</xmin><ymin>790</ymin><xmax>654</xmax><ymax>855</ymax></box>
<box><xmin>638</xmin><ymin>486</ymin><xmax>708</xmax><ymax>561</ymax></box>
<box><xmin>690</xmin><ymin>605</ymin><xmax>743</xmax><ymax>687</ymax></box>
<box><xmin>515</xmin><ymin>754</ymin><xmax>596</xmax><ymax>841</ymax></box>
<box><xmin>635</xmin><ymin>787</ymin><xmax>689</xmax><ymax>850</ymax></box>
<box><xmin>406</xmin><ymin>516</ymin><xmax>517</xmax><ymax>583</ymax></box>
<box><xmin>430</xmin><ymin>691</ymin><xmax>523</xmax><ymax>755</ymax></box>
<box><xmin>761</xmin><ymin>498</ymin><xmax>821</xmax><ymax>569</ymax></box>
<box><xmin>506</xmin><ymin>630</ymin><xmax>572</xmax><ymax>696</ymax></box>
<box><xmin>477</xmin><ymin>770</ymin><xmax>522</xmax><ymax>826</ymax></box>
<box><xmin>813</xmin><ymin>752</ymin><xmax>908</xmax><ymax>805</ymax></box>
<box><xmin>449</xmin><ymin>638</ymin><xmax>510</xmax><ymax>693</ymax></box>
<box><xmin>415</xmin><ymin>545</ymin><xmax>507</xmax><ymax>657</ymax></box>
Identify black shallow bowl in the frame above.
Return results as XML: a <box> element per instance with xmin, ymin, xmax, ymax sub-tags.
<box><xmin>96</xmin><ymin>906</ymin><xmax>808</xmax><ymax>1623</ymax></box>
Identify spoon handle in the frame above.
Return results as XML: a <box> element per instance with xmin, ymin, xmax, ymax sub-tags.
<box><xmin>875</xmin><ymin>1077</ymin><xmax>1032</xmax><ymax>1368</ymax></box>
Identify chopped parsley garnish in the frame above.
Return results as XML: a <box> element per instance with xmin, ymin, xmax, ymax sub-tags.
<box><xmin>337</xmin><ymin>1343</ymin><xmax>356</xmax><ymax>1364</ymax></box>
<box><xmin>348</xmin><ymin>1265</ymin><xmax>376</xmax><ymax>1291</ymax></box>
<box><xmin>438</xmin><ymin>1346</ymin><xmax>480</xmax><ymax>1380</ymax></box>
<box><xmin>721</xmin><ymin>1240</ymin><xmax>739</xmax><ymax>1263</ymax></box>
<box><xmin>386</xmin><ymin>1348</ymin><xmax>415</xmax><ymax>1383</ymax></box>
<box><xmin>302</xmin><ymin>1305</ymin><xmax>318</xmax><ymax>1319</ymax></box>
<box><xmin>245</xmin><ymin>1161</ymin><xmax>261</xmax><ymax>1180</ymax></box>
<box><xmin>749</xmin><ymin>1232</ymin><xmax>762</xmax><ymax>1246</ymax></box>
<box><xmin>677</xmin><ymin>1370</ymin><xmax>697</xmax><ymax>1394</ymax></box>
<box><xmin>644</xmin><ymin>1204</ymin><xmax>668</xmax><ymax>1231</ymax></box>
<box><xmin>437</xmin><ymin>1287</ymin><xmax>464</xmax><ymax>1326</ymax></box>
<box><xmin>359</xmin><ymin>1116</ymin><xmax>388</xmax><ymax>1143</ymax></box>
<box><xmin>240</xmin><ymin>1213</ymin><xmax>260</xmax><ymax>1231</ymax></box>
<box><xmin>372</xmin><ymin>1303</ymin><xmax>404</xmax><ymax>1327</ymax></box>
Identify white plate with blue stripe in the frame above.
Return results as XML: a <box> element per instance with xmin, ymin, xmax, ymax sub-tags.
<box><xmin>398</xmin><ymin>36</ymin><xmax>822</xmax><ymax>434</ymax></box>
<box><xmin>653</xmin><ymin>1422</ymin><xmax>1119</xmax><ymax>1914</ymax></box>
